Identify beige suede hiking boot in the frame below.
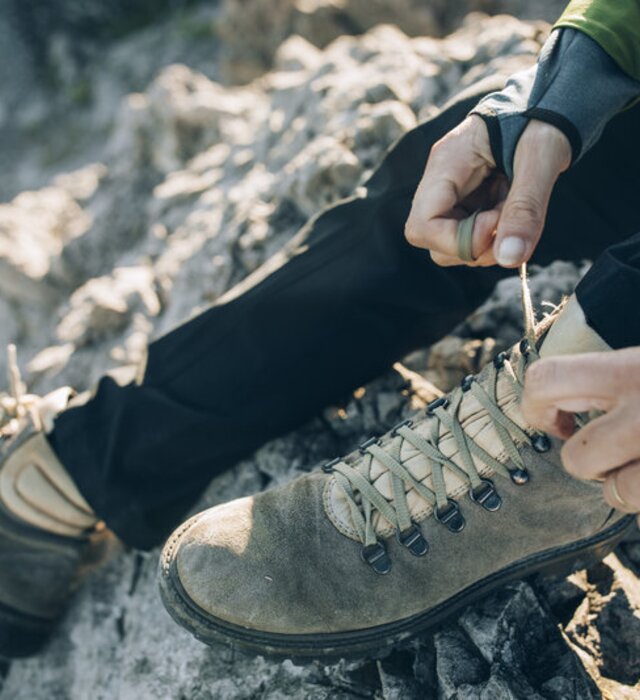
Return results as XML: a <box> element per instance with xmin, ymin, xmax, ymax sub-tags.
<box><xmin>0</xmin><ymin>347</ymin><xmax>114</xmax><ymax>659</ymax></box>
<box><xmin>159</xmin><ymin>277</ymin><xmax>634</xmax><ymax>661</ymax></box>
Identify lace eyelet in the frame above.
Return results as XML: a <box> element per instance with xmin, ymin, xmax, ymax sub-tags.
<box><xmin>361</xmin><ymin>542</ymin><xmax>392</xmax><ymax>574</ymax></box>
<box><xmin>531</xmin><ymin>434</ymin><xmax>551</xmax><ymax>453</ymax></box>
<box><xmin>396</xmin><ymin>523</ymin><xmax>429</xmax><ymax>557</ymax></box>
<box><xmin>493</xmin><ymin>352</ymin><xmax>508</xmax><ymax>369</ymax></box>
<box><xmin>322</xmin><ymin>457</ymin><xmax>341</xmax><ymax>474</ymax></box>
<box><xmin>461</xmin><ymin>375</ymin><xmax>474</xmax><ymax>392</ymax></box>
<box><xmin>390</xmin><ymin>419</ymin><xmax>414</xmax><ymax>437</ymax></box>
<box><xmin>426</xmin><ymin>397</ymin><xmax>449</xmax><ymax>416</ymax></box>
<box><xmin>509</xmin><ymin>468</ymin><xmax>530</xmax><ymax>485</ymax></box>
<box><xmin>469</xmin><ymin>479</ymin><xmax>502</xmax><ymax>512</ymax></box>
<box><xmin>358</xmin><ymin>436</ymin><xmax>381</xmax><ymax>454</ymax></box>
<box><xmin>434</xmin><ymin>499</ymin><xmax>465</xmax><ymax>533</ymax></box>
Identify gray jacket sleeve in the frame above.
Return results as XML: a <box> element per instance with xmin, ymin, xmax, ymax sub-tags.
<box><xmin>470</xmin><ymin>28</ymin><xmax>640</xmax><ymax>180</ymax></box>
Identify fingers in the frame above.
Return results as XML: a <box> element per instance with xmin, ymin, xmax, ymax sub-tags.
<box><xmin>405</xmin><ymin>116</ymin><xmax>495</xmax><ymax>257</ymax></box>
<box><xmin>430</xmin><ymin>246</ymin><xmax>497</xmax><ymax>268</ymax></box>
<box><xmin>603</xmin><ymin>462</ymin><xmax>640</xmax><ymax>513</ymax></box>
<box><xmin>560</xmin><ymin>406</ymin><xmax>640</xmax><ymax>480</ymax></box>
<box><xmin>406</xmin><ymin>116</ymin><xmax>571</xmax><ymax>269</ymax></box>
<box><xmin>522</xmin><ymin>353</ymin><xmax>625</xmax><ymax>431</ymax></box>
<box><xmin>493</xmin><ymin>120</ymin><xmax>572</xmax><ymax>268</ymax></box>
<box><xmin>422</xmin><ymin>208</ymin><xmax>500</xmax><ymax>263</ymax></box>
<box><xmin>523</xmin><ymin>348</ymin><xmax>640</xmax><ymax>484</ymax></box>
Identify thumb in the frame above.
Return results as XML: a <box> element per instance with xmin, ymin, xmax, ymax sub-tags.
<box><xmin>494</xmin><ymin>121</ymin><xmax>571</xmax><ymax>268</ymax></box>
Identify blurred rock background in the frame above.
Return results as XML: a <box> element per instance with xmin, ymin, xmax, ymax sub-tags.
<box><xmin>1</xmin><ymin>0</ymin><xmax>639</xmax><ymax>698</ymax></box>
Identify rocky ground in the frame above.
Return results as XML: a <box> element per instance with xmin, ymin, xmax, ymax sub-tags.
<box><xmin>1</xmin><ymin>1</ymin><xmax>639</xmax><ymax>698</ymax></box>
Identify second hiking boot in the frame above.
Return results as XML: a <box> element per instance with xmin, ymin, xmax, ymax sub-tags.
<box><xmin>0</xmin><ymin>348</ymin><xmax>115</xmax><ymax>659</ymax></box>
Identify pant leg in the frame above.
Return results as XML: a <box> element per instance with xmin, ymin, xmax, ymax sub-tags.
<box><xmin>536</xmin><ymin>102</ymin><xmax>640</xmax><ymax>348</ymax></box>
<box><xmin>50</xmin><ymin>87</ymin><xmax>640</xmax><ymax>550</ymax></box>
<box><xmin>50</xmin><ymin>81</ymin><xmax>509</xmax><ymax>549</ymax></box>
<box><xmin>575</xmin><ymin>233</ymin><xmax>640</xmax><ymax>349</ymax></box>
<box><xmin>531</xmin><ymin>100</ymin><xmax>640</xmax><ymax>266</ymax></box>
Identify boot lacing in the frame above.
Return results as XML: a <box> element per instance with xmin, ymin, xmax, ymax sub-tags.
<box><xmin>329</xmin><ymin>265</ymin><xmax>548</xmax><ymax>570</ymax></box>
<box><xmin>0</xmin><ymin>345</ymin><xmax>41</xmax><ymax>437</ymax></box>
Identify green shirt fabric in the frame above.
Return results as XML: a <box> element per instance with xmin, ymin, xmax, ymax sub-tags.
<box><xmin>555</xmin><ymin>0</ymin><xmax>640</xmax><ymax>80</ymax></box>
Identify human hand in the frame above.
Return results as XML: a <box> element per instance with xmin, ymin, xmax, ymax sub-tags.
<box><xmin>404</xmin><ymin>115</ymin><xmax>571</xmax><ymax>268</ymax></box>
<box><xmin>521</xmin><ymin>348</ymin><xmax>640</xmax><ymax>519</ymax></box>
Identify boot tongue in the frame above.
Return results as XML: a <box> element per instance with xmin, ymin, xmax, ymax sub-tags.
<box><xmin>539</xmin><ymin>296</ymin><xmax>611</xmax><ymax>358</ymax></box>
<box><xmin>34</xmin><ymin>387</ymin><xmax>75</xmax><ymax>432</ymax></box>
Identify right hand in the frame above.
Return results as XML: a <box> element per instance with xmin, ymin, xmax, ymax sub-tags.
<box><xmin>404</xmin><ymin>115</ymin><xmax>572</xmax><ymax>268</ymax></box>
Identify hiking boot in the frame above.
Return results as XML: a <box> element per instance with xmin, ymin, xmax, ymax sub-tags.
<box><xmin>159</xmin><ymin>283</ymin><xmax>634</xmax><ymax>661</ymax></box>
<box><xmin>0</xmin><ymin>347</ymin><xmax>114</xmax><ymax>659</ymax></box>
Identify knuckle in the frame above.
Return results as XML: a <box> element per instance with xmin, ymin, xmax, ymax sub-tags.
<box><xmin>404</xmin><ymin>220</ymin><xmax>423</xmax><ymax>248</ymax></box>
<box><xmin>429</xmin><ymin>250</ymin><xmax>448</xmax><ymax>266</ymax></box>
<box><xmin>429</xmin><ymin>138</ymin><xmax>447</xmax><ymax>159</ymax></box>
<box><xmin>504</xmin><ymin>193</ymin><xmax>543</xmax><ymax>228</ymax></box>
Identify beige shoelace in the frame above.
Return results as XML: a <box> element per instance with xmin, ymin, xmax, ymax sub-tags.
<box><xmin>329</xmin><ymin>265</ymin><xmax>548</xmax><ymax>573</ymax></box>
<box><xmin>0</xmin><ymin>346</ymin><xmax>29</xmax><ymax>433</ymax></box>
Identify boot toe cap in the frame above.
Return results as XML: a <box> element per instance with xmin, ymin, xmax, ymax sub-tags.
<box><xmin>160</xmin><ymin>477</ymin><xmax>378</xmax><ymax>635</ymax></box>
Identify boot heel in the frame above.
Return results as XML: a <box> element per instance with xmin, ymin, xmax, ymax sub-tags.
<box><xmin>0</xmin><ymin>601</ymin><xmax>54</xmax><ymax>660</ymax></box>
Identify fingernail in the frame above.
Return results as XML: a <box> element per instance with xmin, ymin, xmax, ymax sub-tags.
<box><xmin>496</xmin><ymin>237</ymin><xmax>527</xmax><ymax>267</ymax></box>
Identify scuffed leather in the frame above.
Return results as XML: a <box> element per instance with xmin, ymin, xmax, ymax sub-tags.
<box><xmin>171</xmin><ymin>448</ymin><xmax>619</xmax><ymax>635</ymax></box>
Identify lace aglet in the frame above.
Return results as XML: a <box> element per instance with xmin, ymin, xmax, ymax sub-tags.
<box><xmin>519</xmin><ymin>263</ymin><xmax>536</xmax><ymax>344</ymax></box>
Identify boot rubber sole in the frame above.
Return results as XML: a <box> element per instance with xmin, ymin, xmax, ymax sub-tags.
<box><xmin>0</xmin><ymin>510</ymin><xmax>117</xmax><ymax>660</ymax></box>
<box><xmin>159</xmin><ymin>514</ymin><xmax>635</xmax><ymax>663</ymax></box>
<box><xmin>0</xmin><ymin>600</ymin><xmax>56</xmax><ymax>660</ymax></box>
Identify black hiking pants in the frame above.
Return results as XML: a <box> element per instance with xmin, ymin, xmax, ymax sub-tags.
<box><xmin>49</xmin><ymin>80</ymin><xmax>640</xmax><ymax>550</ymax></box>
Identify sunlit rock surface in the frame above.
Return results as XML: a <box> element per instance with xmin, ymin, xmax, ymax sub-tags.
<box><xmin>1</xmin><ymin>2</ymin><xmax>639</xmax><ymax>698</ymax></box>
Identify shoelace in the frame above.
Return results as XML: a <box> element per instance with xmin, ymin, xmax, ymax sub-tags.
<box><xmin>328</xmin><ymin>265</ymin><xmax>551</xmax><ymax>573</ymax></box>
<box><xmin>0</xmin><ymin>345</ymin><xmax>36</xmax><ymax>437</ymax></box>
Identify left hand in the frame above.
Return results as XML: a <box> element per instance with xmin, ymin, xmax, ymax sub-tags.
<box><xmin>404</xmin><ymin>117</ymin><xmax>571</xmax><ymax>268</ymax></box>
<box><xmin>521</xmin><ymin>347</ymin><xmax>640</xmax><ymax>520</ymax></box>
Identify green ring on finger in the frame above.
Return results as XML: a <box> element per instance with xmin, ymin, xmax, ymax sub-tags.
<box><xmin>457</xmin><ymin>210</ymin><xmax>481</xmax><ymax>262</ymax></box>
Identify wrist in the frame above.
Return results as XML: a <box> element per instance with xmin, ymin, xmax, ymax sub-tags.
<box><xmin>519</xmin><ymin>120</ymin><xmax>572</xmax><ymax>174</ymax></box>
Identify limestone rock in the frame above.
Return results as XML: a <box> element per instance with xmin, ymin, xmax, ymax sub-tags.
<box><xmin>0</xmin><ymin>187</ymin><xmax>90</xmax><ymax>304</ymax></box>
<box><xmin>56</xmin><ymin>266</ymin><xmax>160</xmax><ymax>347</ymax></box>
<box><xmin>216</xmin><ymin>0</ymin><xmax>567</xmax><ymax>82</ymax></box>
<box><xmin>279</xmin><ymin>136</ymin><xmax>362</xmax><ymax>216</ymax></box>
